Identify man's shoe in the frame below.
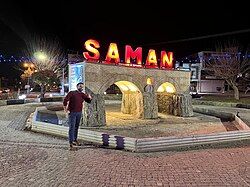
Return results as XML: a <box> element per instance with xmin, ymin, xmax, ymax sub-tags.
<box><xmin>69</xmin><ymin>143</ymin><xmax>77</xmax><ymax>151</ymax></box>
<box><xmin>72</xmin><ymin>140</ymin><xmax>81</xmax><ymax>146</ymax></box>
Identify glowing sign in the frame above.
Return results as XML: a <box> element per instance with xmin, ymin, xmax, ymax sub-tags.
<box><xmin>105</xmin><ymin>43</ymin><xmax>120</xmax><ymax>64</ymax></box>
<box><xmin>125</xmin><ymin>45</ymin><xmax>142</xmax><ymax>65</ymax></box>
<box><xmin>160</xmin><ymin>51</ymin><xmax>173</xmax><ymax>69</ymax></box>
<box><xmin>146</xmin><ymin>49</ymin><xmax>158</xmax><ymax>68</ymax></box>
<box><xmin>83</xmin><ymin>39</ymin><xmax>173</xmax><ymax>69</ymax></box>
<box><xmin>83</xmin><ymin>39</ymin><xmax>100</xmax><ymax>60</ymax></box>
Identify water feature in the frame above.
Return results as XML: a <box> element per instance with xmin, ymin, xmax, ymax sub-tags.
<box><xmin>36</xmin><ymin>110</ymin><xmax>68</xmax><ymax>126</ymax></box>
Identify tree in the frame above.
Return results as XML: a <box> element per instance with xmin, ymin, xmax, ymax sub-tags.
<box><xmin>25</xmin><ymin>36</ymin><xmax>66</xmax><ymax>98</ymax></box>
<box><xmin>32</xmin><ymin>69</ymin><xmax>61</xmax><ymax>98</ymax></box>
<box><xmin>205</xmin><ymin>43</ymin><xmax>249</xmax><ymax>100</ymax></box>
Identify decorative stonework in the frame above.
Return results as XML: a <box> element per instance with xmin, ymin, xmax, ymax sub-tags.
<box><xmin>173</xmin><ymin>94</ymin><xmax>193</xmax><ymax>117</ymax></box>
<box><xmin>157</xmin><ymin>93</ymin><xmax>193</xmax><ymax>117</ymax></box>
<box><xmin>157</xmin><ymin>93</ymin><xmax>174</xmax><ymax>115</ymax></box>
<box><xmin>82</xmin><ymin>88</ymin><xmax>106</xmax><ymax>127</ymax></box>
<box><xmin>121</xmin><ymin>91</ymin><xmax>143</xmax><ymax>118</ymax></box>
<box><xmin>82</xmin><ymin>62</ymin><xmax>193</xmax><ymax>126</ymax></box>
<box><xmin>143</xmin><ymin>92</ymin><xmax>158</xmax><ymax>119</ymax></box>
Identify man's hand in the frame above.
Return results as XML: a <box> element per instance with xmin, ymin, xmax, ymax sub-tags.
<box><xmin>88</xmin><ymin>94</ymin><xmax>92</xmax><ymax>100</ymax></box>
<box><xmin>63</xmin><ymin>106</ymin><xmax>69</xmax><ymax>114</ymax></box>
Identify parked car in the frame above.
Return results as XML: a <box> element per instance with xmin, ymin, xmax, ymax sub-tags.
<box><xmin>190</xmin><ymin>92</ymin><xmax>202</xmax><ymax>98</ymax></box>
<box><xmin>0</xmin><ymin>88</ymin><xmax>10</xmax><ymax>93</ymax></box>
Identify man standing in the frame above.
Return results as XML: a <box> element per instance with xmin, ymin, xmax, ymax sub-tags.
<box><xmin>63</xmin><ymin>82</ymin><xmax>92</xmax><ymax>150</ymax></box>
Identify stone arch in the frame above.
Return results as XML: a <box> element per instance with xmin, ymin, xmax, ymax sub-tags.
<box><xmin>156</xmin><ymin>81</ymin><xmax>177</xmax><ymax>116</ymax></box>
<box><xmin>154</xmin><ymin>77</ymin><xmax>181</xmax><ymax>94</ymax></box>
<box><xmin>80</xmin><ymin>62</ymin><xmax>192</xmax><ymax>126</ymax></box>
<box><xmin>98</xmin><ymin>74</ymin><xmax>144</xmax><ymax>95</ymax></box>
<box><xmin>156</xmin><ymin>82</ymin><xmax>176</xmax><ymax>93</ymax></box>
<box><xmin>114</xmin><ymin>81</ymin><xmax>144</xmax><ymax>118</ymax></box>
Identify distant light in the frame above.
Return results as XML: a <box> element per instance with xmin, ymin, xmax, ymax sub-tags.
<box><xmin>34</xmin><ymin>51</ymin><xmax>47</xmax><ymax>61</ymax></box>
<box><xmin>18</xmin><ymin>94</ymin><xmax>26</xmax><ymax>99</ymax></box>
<box><xmin>49</xmin><ymin>94</ymin><xmax>53</xmax><ymax>97</ymax></box>
<box><xmin>147</xmin><ymin>78</ymin><xmax>153</xmax><ymax>85</ymax></box>
<box><xmin>104</xmin><ymin>91</ymin><xmax>107</xmax><ymax>95</ymax></box>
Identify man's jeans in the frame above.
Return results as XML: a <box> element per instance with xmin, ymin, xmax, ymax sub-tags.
<box><xmin>68</xmin><ymin>112</ymin><xmax>82</xmax><ymax>143</ymax></box>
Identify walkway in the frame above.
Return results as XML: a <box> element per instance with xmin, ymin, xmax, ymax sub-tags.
<box><xmin>0</xmin><ymin>104</ymin><xmax>249</xmax><ymax>186</ymax></box>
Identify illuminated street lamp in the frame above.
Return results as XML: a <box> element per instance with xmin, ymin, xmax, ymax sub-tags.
<box><xmin>34</xmin><ymin>51</ymin><xmax>47</xmax><ymax>61</ymax></box>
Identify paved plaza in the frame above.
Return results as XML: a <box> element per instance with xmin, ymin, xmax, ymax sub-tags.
<box><xmin>0</xmin><ymin>104</ymin><xmax>249</xmax><ymax>186</ymax></box>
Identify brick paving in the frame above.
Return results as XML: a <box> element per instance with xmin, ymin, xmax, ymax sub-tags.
<box><xmin>0</xmin><ymin>104</ymin><xmax>249</xmax><ymax>186</ymax></box>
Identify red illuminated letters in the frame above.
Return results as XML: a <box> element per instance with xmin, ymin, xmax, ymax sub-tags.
<box><xmin>83</xmin><ymin>39</ymin><xmax>100</xmax><ymax>60</ymax></box>
<box><xmin>125</xmin><ymin>45</ymin><xmax>142</xmax><ymax>65</ymax></box>
<box><xmin>83</xmin><ymin>39</ymin><xmax>174</xmax><ymax>70</ymax></box>
<box><xmin>105</xmin><ymin>43</ymin><xmax>120</xmax><ymax>64</ymax></box>
<box><xmin>160</xmin><ymin>51</ymin><xmax>173</xmax><ymax>69</ymax></box>
<box><xmin>146</xmin><ymin>49</ymin><xmax>158</xmax><ymax>68</ymax></box>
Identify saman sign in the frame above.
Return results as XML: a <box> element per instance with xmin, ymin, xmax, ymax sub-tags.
<box><xmin>83</xmin><ymin>39</ymin><xmax>173</xmax><ymax>69</ymax></box>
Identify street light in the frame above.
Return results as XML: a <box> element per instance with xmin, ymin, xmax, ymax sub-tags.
<box><xmin>34</xmin><ymin>51</ymin><xmax>47</xmax><ymax>61</ymax></box>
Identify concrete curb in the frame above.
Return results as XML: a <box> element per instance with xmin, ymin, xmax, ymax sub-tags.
<box><xmin>193</xmin><ymin>106</ymin><xmax>250</xmax><ymax>130</ymax></box>
<box><xmin>29</xmin><ymin>107</ymin><xmax>250</xmax><ymax>152</ymax></box>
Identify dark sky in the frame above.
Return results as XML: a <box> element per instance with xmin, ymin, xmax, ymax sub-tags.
<box><xmin>1</xmin><ymin>0</ymin><xmax>250</xmax><ymax>58</ymax></box>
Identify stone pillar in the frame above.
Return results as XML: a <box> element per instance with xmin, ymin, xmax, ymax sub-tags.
<box><xmin>81</xmin><ymin>88</ymin><xmax>106</xmax><ymax>127</ymax></box>
<box><xmin>142</xmin><ymin>92</ymin><xmax>158</xmax><ymax>119</ymax></box>
<box><xmin>121</xmin><ymin>91</ymin><xmax>143</xmax><ymax>118</ymax></box>
<box><xmin>173</xmin><ymin>94</ymin><xmax>193</xmax><ymax>117</ymax></box>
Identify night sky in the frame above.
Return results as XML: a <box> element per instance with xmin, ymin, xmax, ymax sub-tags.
<box><xmin>0</xmin><ymin>1</ymin><xmax>250</xmax><ymax>81</ymax></box>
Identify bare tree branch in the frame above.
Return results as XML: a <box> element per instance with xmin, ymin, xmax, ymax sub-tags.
<box><xmin>205</xmin><ymin>42</ymin><xmax>250</xmax><ymax>100</ymax></box>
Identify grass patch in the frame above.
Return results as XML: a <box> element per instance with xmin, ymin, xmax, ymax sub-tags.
<box><xmin>196</xmin><ymin>95</ymin><xmax>250</xmax><ymax>104</ymax></box>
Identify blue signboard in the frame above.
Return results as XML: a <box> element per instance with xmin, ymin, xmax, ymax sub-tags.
<box><xmin>68</xmin><ymin>62</ymin><xmax>85</xmax><ymax>91</ymax></box>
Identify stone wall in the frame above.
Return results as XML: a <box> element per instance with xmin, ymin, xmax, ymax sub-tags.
<box><xmin>157</xmin><ymin>93</ymin><xmax>174</xmax><ymax>115</ymax></box>
<box><xmin>157</xmin><ymin>93</ymin><xmax>193</xmax><ymax>117</ymax></box>
<box><xmin>121</xmin><ymin>91</ymin><xmax>143</xmax><ymax>118</ymax></box>
<box><xmin>78</xmin><ymin>62</ymin><xmax>193</xmax><ymax>126</ymax></box>
<box><xmin>173</xmin><ymin>94</ymin><xmax>193</xmax><ymax>117</ymax></box>
<box><xmin>84</xmin><ymin>63</ymin><xmax>191</xmax><ymax>95</ymax></box>
<box><xmin>143</xmin><ymin>92</ymin><xmax>158</xmax><ymax>119</ymax></box>
<box><xmin>81</xmin><ymin>88</ymin><xmax>106</xmax><ymax>127</ymax></box>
